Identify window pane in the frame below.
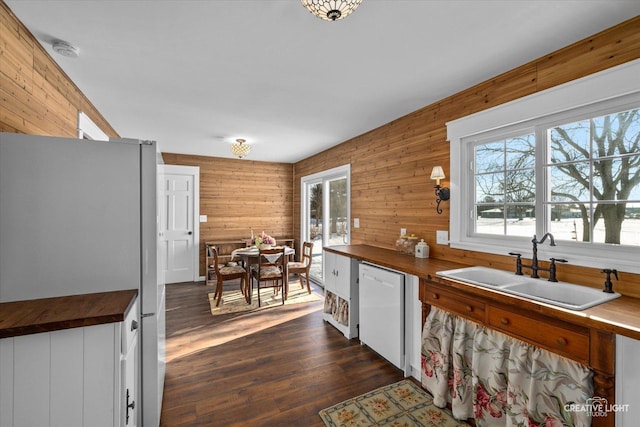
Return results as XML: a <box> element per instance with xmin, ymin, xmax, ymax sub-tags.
<box><xmin>618</xmin><ymin>205</ymin><xmax>640</xmax><ymax>246</ymax></box>
<box><xmin>593</xmin><ymin>158</ymin><xmax>623</xmax><ymax>201</ymax></box>
<box><xmin>593</xmin><ymin>203</ymin><xmax>640</xmax><ymax>246</ymax></box>
<box><xmin>473</xmin><ymin>133</ymin><xmax>535</xmax><ymax>237</ymax></box>
<box><xmin>307</xmin><ymin>182</ymin><xmax>323</xmax><ymax>281</ymax></box>
<box><xmin>476</xmin><ymin>205</ymin><xmax>504</xmax><ymax>235</ymax></box>
<box><xmin>328</xmin><ymin>178</ymin><xmax>348</xmax><ymax>246</ymax></box>
<box><xmin>549</xmin><ymin>203</ymin><xmax>587</xmax><ymax>242</ymax></box>
<box><xmin>592</xmin><ymin>109</ymin><xmax>640</xmax><ymax>157</ymax></box>
<box><xmin>550</xmin><ymin>163</ymin><xmax>590</xmax><ymax>202</ymax></box>
<box><xmin>476</xmin><ymin>173</ymin><xmax>504</xmax><ymax>203</ymax></box>
<box><xmin>549</xmin><ymin>120</ymin><xmax>590</xmax><ymax>163</ymax></box>
<box><xmin>506</xmin><ymin>135</ymin><xmax>535</xmax><ymax>168</ymax></box>
<box><xmin>547</xmin><ymin>108</ymin><xmax>640</xmax><ymax>247</ymax></box>
<box><xmin>505</xmin><ymin>169</ymin><xmax>535</xmax><ymax>203</ymax></box>
<box><xmin>475</xmin><ymin>142</ymin><xmax>504</xmax><ymax>173</ymax></box>
<box><xmin>505</xmin><ymin>205</ymin><xmax>536</xmax><ymax>236</ymax></box>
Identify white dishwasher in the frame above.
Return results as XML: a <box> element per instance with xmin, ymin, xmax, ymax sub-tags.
<box><xmin>359</xmin><ymin>262</ymin><xmax>405</xmax><ymax>371</ymax></box>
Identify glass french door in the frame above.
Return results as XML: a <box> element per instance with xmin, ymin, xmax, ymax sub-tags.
<box><xmin>301</xmin><ymin>165</ymin><xmax>350</xmax><ymax>284</ymax></box>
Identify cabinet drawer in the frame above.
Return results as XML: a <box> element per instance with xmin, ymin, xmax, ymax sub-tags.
<box><xmin>426</xmin><ymin>284</ymin><xmax>485</xmax><ymax>323</ymax></box>
<box><xmin>122</xmin><ymin>298</ymin><xmax>139</xmax><ymax>353</ymax></box>
<box><xmin>488</xmin><ymin>306</ymin><xmax>589</xmax><ymax>362</ymax></box>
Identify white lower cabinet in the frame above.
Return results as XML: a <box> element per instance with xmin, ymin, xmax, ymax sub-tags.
<box><xmin>0</xmin><ymin>299</ymin><xmax>139</xmax><ymax>427</ymax></box>
<box><xmin>616</xmin><ymin>335</ymin><xmax>640</xmax><ymax>427</ymax></box>
<box><xmin>323</xmin><ymin>252</ymin><xmax>359</xmax><ymax>338</ymax></box>
<box><xmin>122</xmin><ymin>330</ymin><xmax>139</xmax><ymax>427</ymax></box>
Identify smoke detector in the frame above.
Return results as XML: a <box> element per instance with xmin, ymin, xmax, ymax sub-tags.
<box><xmin>52</xmin><ymin>41</ymin><xmax>79</xmax><ymax>58</ymax></box>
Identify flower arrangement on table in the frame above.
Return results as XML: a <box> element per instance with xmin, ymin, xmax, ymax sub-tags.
<box><xmin>251</xmin><ymin>231</ymin><xmax>276</xmax><ymax>249</ymax></box>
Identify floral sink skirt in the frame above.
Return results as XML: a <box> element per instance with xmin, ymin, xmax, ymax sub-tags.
<box><xmin>421</xmin><ymin>307</ymin><xmax>593</xmax><ymax>426</ymax></box>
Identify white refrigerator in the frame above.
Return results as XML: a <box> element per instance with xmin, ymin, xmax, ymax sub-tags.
<box><xmin>0</xmin><ymin>133</ymin><xmax>165</xmax><ymax>427</ymax></box>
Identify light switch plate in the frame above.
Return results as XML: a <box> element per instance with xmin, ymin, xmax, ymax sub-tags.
<box><xmin>436</xmin><ymin>230</ymin><xmax>449</xmax><ymax>245</ymax></box>
<box><xmin>400</xmin><ymin>228</ymin><xmax>407</xmax><ymax>236</ymax></box>
<box><xmin>199</xmin><ymin>215</ymin><xmax>208</xmax><ymax>223</ymax></box>
<box><xmin>354</xmin><ymin>218</ymin><xmax>360</xmax><ymax>228</ymax></box>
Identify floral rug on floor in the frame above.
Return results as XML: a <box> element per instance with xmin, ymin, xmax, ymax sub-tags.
<box><xmin>208</xmin><ymin>283</ymin><xmax>322</xmax><ymax>316</ymax></box>
<box><xmin>319</xmin><ymin>380</ymin><xmax>469</xmax><ymax>427</ymax></box>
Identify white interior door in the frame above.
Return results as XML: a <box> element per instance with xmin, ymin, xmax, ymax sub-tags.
<box><xmin>159</xmin><ymin>165</ymin><xmax>200</xmax><ymax>283</ymax></box>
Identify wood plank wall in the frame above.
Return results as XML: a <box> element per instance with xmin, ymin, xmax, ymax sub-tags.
<box><xmin>0</xmin><ymin>2</ymin><xmax>117</xmax><ymax>138</ymax></box>
<box><xmin>293</xmin><ymin>16</ymin><xmax>640</xmax><ymax>298</ymax></box>
<box><xmin>161</xmin><ymin>153</ymin><xmax>294</xmax><ymax>276</ymax></box>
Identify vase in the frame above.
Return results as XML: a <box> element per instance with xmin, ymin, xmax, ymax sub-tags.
<box><xmin>258</xmin><ymin>243</ymin><xmax>272</xmax><ymax>250</ymax></box>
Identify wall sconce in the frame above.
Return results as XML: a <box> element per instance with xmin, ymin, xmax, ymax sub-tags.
<box><xmin>430</xmin><ymin>166</ymin><xmax>450</xmax><ymax>214</ymax></box>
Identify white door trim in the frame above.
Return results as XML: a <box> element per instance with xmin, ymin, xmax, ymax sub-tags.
<box><xmin>159</xmin><ymin>164</ymin><xmax>200</xmax><ymax>282</ymax></box>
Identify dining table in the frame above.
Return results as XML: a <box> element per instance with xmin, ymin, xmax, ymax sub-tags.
<box><xmin>231</xmin><ymin>245</ymin><xmax>296</xmax><ymax>298</ymax></box>
<box><xmin>231</xmin><ymin>245</ymin><xmax>295</xmax><ymax>263</ymax></box>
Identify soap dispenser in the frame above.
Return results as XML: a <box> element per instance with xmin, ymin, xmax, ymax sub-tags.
<box><xmin>415</xmin><ymin>239</ymin><xmax>429</xmax><ymax>258</ymax></box>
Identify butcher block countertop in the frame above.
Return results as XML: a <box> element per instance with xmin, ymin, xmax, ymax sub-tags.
<box><xmin>0</xmin><ymin>289</ymin><xmax>138</xmax><ymax>339</ymax></box>
<box><xmin>325</xmin><ymin>244</ymin><xmax>640</xmax><ymax>341</ymax></box>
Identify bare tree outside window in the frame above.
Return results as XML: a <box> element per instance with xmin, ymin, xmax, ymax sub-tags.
<box><xmin>474</xmin><ymin>135</ymin><xmax>536</xmax><ymax>236</ymax></box>
<box><xmin>472</xmin><ymin>108</ymin><xmax>640</xmax><ymax>246</ymax></box>
<box><xmin>549</xmin><ymin>108</ymin><xmax>640</xmax><ymax>245</ymax></box>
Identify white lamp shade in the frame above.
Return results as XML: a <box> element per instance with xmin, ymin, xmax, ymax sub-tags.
<box><xmin>430</xmin><ymin>166</ymin><xmax>446</xmax><ymax>181</ymax></box>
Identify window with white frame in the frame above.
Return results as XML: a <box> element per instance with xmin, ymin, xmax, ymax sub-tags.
<box><xmin>473</xmin><ymin>130</ymin><xmax>536</xmax><ymax>238</ymax></box>
<box><xmin>447</xmin><ymin>59</ymin><xmax>640</xmax><ymax>273</ymax></box>
<box><xmin>470</xmin><ymin>106</ymin><xmax>640</xmax><ymax>246</ymax></box>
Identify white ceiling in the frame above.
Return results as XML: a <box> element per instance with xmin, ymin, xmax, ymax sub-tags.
<box><xmin>6</xmin><ymin>1</ymin><xmax>640</xmax><ymax>163</ymax></box>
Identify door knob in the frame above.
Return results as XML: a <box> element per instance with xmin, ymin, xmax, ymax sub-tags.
<box><xmin>188</xmin><ymin>231</ymin><xmax>193</xmax><ymax>235</ymax></box>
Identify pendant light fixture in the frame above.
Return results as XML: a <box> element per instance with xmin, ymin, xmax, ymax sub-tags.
<box><xmin>300</xmin><ymin>0</ymin><xmax>363</xmax><ymax>21</ymax></box>
<box><xmin>231</xmin><ymin>139</ymin><xmax>251</xmax><ymax>159</ymax></box>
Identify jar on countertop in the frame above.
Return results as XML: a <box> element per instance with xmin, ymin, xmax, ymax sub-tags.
<box><xmin>400</xmin><ymin>234</ymin><xmax>418</xmax><ymax>255</ymax></box>
<box><xmin>415</xmin><ymin>239</ymin><xmax>429</xmax><ymax>258</ymax></box>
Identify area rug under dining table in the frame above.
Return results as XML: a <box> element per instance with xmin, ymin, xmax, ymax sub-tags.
<box><xmin>319</xmin><ymin>380</ymin><xmax>469</xmax><ymax>427</ymax></box>
<box><xmin>208</xmin><ymin>283</ymin><xmax>322</xmax><ymax>316</ymax></box>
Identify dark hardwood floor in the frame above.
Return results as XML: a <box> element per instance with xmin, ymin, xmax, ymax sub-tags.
<box><xmin>159</xmin><ymin>278</ymin><xmax>405</xmax><ymax>426</ymax></box>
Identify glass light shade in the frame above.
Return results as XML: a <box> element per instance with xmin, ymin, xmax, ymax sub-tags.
<box><xmin>300</xmin><ymin>0</ymin><xmax>363</xmax><ymax>21</ymax></box>
<box><xmin>231</xmin><ymin>139</ymin><xmax>251</xmax><ymax>159</ymax></box>
<box><xmin>430</xmin><ymin>166</ymin><xmax>446</xmax><ymax>185</ymax></box>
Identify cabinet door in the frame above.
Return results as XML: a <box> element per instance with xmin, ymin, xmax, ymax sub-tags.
<box><xmin>84</xmin><ymin>323</ymin><xmax>118</xmax><ymax>427</ymax></box>
<box><xmin>51</xmin><ymin>328</ymin><xmax>84</xmax><ymax>426</ymax></box>
<box><xmin>0</xmin><ymin>338</ymin><xmax>13</xmax><ymax>427</ymax></box>
<box><xmin>122</xmin><ymin>335</ymin><xmax>139</xmax><ymax>427</ymax></box>
<box><xmin>323</xmin><ymin>252</ymin><xmax>336</xmax><ymax>291</ymax></box>
<box><xmin>13</xmin><ymin>334</ymin><xmax>50</xmax><ymax>427</ymax></box>
<box><xmin>617</xmin><ymin>335</ymin><xmax>640</xmax><ymax>426</ymax></box>
<box><xmin>333</xmin><ymin>254</ymin><xmax>352</xmax><ymax>298</ymax></box>
<box><xmin>0</xmin><ymin>323</ymin><xmax>121</xmax><ymax>427</ymax></box>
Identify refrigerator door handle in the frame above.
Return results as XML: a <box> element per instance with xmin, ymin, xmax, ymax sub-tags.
<box><xmin>141</xmin><ymin>312</ymin><xmax>156</xmax><ymax>318</ymax></box>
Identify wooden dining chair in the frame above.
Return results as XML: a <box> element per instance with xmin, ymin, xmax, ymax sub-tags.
<box><xmin>210</xmin><ymin>246</ymin><xmax>250</xmax><ymax>306</ymax></box>
<box><xmin>287</xmin><ymin>241</ymin><xmax>313</xmax><ymax>294</ymax></box>
<box><xmin>251</xmin><ymin>247</ymin><xmax>286</xmax><ymax>307</ymax></box>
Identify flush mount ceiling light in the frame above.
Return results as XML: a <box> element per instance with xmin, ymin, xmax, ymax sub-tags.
<box><xmin>231</xmin><ymin>139</ymin><xmax>251</xmax><ymax>159</ymax></box>
<box><xmin>300</xmin><ymin>0</ymin><xmax>363</xmax><ymax>21</ymax></box>
<box><xmin>52</xmin><ymin>40</ymin><xmax>79</xmax><ymax>58</ymax></box>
